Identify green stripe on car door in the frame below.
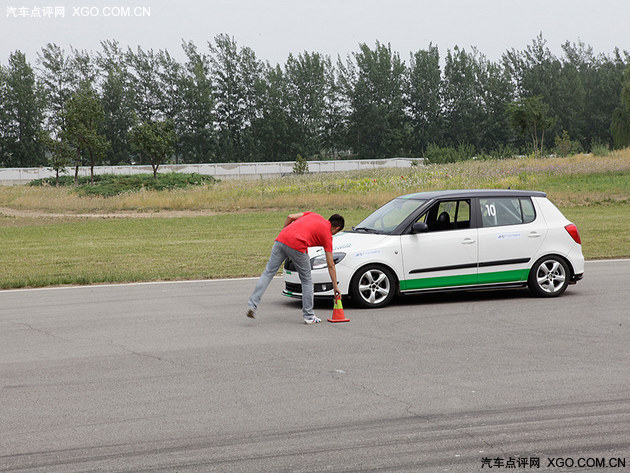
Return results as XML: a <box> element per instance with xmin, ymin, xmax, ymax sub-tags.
<box><xmin>401</xmin><ymin>273</ymin><xmax>477</xmax><ymax>290</ymax></box>
<box><xmin>401</xmin><ymin>269</ymin><xmax>529</xmax><ymax>291</ymax></box>
<box><xmin>478</xmin><ymin>269</ymin><xmax>529</xmax><ymax>284</ymax></box>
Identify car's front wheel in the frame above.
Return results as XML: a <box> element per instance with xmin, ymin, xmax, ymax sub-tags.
<box><xmin>350</xmin><ymin>265</ymin><xmax>396</xmax><ymax>308</ymax></box>
<box><xmin>528</xmin><ymin>256</ymin><xmax>570</xmax><ymax>297</ymax></box>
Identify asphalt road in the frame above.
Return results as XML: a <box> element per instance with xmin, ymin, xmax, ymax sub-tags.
<box><xmin>1</xmin><ymin>260</ymin><xmax>629</xmax><ymax>472</ymax></box>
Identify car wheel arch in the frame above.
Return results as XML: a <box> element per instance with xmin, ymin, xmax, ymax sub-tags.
<box><xmin>349</xmin><ymin>262</ymin><xmax>400</xmax><ymax>308</ymax></box>
<box><xmin>531</xmin><ymin>253</ymin><xmax>575</xmax><ymax>278</ymax></box>
<box><xmin>528</xmin><ymin>253</ymin><xmax>573</xmax><ymax>297</ymax></box>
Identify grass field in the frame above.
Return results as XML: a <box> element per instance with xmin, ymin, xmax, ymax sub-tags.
<box><xmin>1</xmin><ymin>150</ymin><xmax>629</xmax><ymax>289</ymax></box>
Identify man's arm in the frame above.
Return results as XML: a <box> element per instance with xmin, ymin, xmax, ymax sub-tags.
<box><xmin>325</xmin><ymin>251</ymin><xmax>341</xmax><ymax>297</ymax></box>
<box><xmin>283</xmin><ymin>212</ymin><xmax>304</xmax><ymax>228</ymax></box>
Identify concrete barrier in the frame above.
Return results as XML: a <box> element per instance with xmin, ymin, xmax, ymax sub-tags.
<box><xmin>0</xmin><ymin>158</ymin><xmax>421</xmax><ymax>185</ymax></box>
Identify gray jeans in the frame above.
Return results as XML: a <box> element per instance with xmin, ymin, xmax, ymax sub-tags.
<box><xmin>248</xmin><ymin>241</ymin><xmax>314</xmax><ymax>319</ymax></box>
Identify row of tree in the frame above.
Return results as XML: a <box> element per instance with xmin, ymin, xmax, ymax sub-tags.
<box><xmin>1</xmin><ymin>34</ymin><xmax>630</xmax><ymax>173</ymax></box>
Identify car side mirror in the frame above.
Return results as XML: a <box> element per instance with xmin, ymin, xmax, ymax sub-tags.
<box><xmin>411</xmin><ymin>222</ymin><xmax>428</xmax><ymax>233</ymax></box>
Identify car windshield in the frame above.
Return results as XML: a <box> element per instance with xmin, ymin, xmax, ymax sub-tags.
<box><xmin>354</xmin><ymin>198</ymin><xmax>426</xmax><ymax>234</ymax></box>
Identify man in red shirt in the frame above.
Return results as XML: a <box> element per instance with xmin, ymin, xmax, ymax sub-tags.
<box><xmin>246</xmin><ymin>212</ymin><xmax>345</xmax><ymax>324</ymax></box>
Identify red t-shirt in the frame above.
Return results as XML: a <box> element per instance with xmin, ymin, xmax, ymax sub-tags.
<box><xmin>276</xmin><ymin>212</ymin><xmax>333</xmax><ymax>253</ymax></box>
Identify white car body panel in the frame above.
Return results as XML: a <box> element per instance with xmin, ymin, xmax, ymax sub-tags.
<box><xmin>399</xmin><ymin>228</ymin><xmax>478</xmax><ymax>290</ymax></box>
<box><xmin>476</xmin><ymin>196</ymin><xmax>548</xmax><ymax>284</ymax></box>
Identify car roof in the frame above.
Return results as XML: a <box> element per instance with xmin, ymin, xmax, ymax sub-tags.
<box><xmin>399</xmin><ymin>189</ymin><xmax>547</xmax><ymax>200</ymax></box>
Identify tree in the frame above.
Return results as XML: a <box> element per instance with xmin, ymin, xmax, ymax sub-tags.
<box><xmin>441</xmin><ymin>46</ymin><xmax>484</xmax><ymax>148</ymax></box>
<box><xmin>0</xmin><ymin>51</ymin><xmax>45</xmax><ymax>167</ymax></box>
<box><xmin>71</xmin><ymin>47</ymin><xmax>98</xmax><ymax>87</ymax></box>
<box><xmin>37</xmin><ymin>43</ymin><xmax>76</xmax><ymax>137</ymax></box>
<box><xmin>208</xmin><ymin>34</ymin><xmax>263</xmax><ymax>162</ymax></box>
<box><xmin>130</xmin><ymin>119</ymin><xmax>176</xmax><ymax>178</ymax></box>
<box><xmin>126</xmin><ymin>46</ymin><xmax>164</xmax><ymax>123</ymax></box>
<box><xmin>177</xmin><ymin>41</ymin><xmax>215</xmax><ymax>163</ymax></box>
<box><xmin>508</xmin><ymin>95</ymin><xmax>556</xmax><ymax>157</ymax></box>
<box><xmin>441</xmin><ymin>46</ymin><xmax>513</xmax><ymax>151</ymax></box>
<box><xmin>342</xmin><ymin>41</ymin><xmax>408</xmax><ymax>158</ymax></box>
<box><xmin>321</xmin><ymin>58</ymin><xmax>347</xmax><ymax>158</ymax></box>
<box><xmin>38</xmin><ymin>130</ymin><xmax>72</xmax><ymax>185</ymax></box>
<box><xmin>253</xmin><ymin>64</ymin><xmax>293</xmax><ymax>161</ymax></box>
<box><xmin>612</xmin><ymin>64</ymin><xmax>630</xmax><ymax>149</ymax></box>
<box><xmin>97</xmin><ymin>40</ymin><xmax>136</xmax><ymax>164</ymax></box>
<box><xmin>63</xmin><ymin>83</ymin><xmax>110</xmax><ymax>185</ymax></box>
<box><xmin>284</xmin><ymin>52</ymin><xmax>329</xmax><ymax>158</ymax></box>
<box><xmin>407</xmin><ymin>44</ymin><xmax>442</xmax><ymax>156</ymax></box>
<box><xmin>504</xmin><ymin>35</ymin><xmax>588</xmax><ymax>147</ymax></box>
<box><xmin>238</xmin><ymin>45</ymin><xmax>264</xmax><ymax>161</ymax></box>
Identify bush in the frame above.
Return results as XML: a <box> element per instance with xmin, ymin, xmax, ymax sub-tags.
<box><xmin>591</xmin><ymin>140</ymin><xmax>610</xmax><ymax>157</ymax></box>
<box><xmin>423</xmin><ymin>143</ymin><xmax>476</xmax><ymax>164</ymax></box>
<box><xmin>293</xmin><ymin>154</ymin><xmax>309</xmax><ymax>175</ymax></box>
<box><xmin>478</xmin><ymin>144</ymin><xmax>520</xmax><ymax>160</ymax></box>
<box><xmin>554</xmin><ymin>130</ymin><xmax>582</xmax><ymax>157</ymax></box>
<box><xmin>29</xmin><ymin>173</ymin><xmax>219</xmax><ymax>197</ymax></box>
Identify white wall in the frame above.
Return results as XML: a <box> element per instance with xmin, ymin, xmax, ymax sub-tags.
<box><xmin>0</xmin><ymin>158</ymin><xmax>421</xmax><ymax>185</ymax></box>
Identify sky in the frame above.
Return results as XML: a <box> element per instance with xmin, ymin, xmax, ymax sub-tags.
<box><xmin>1</xmin><ymin>0</ymin><xmax>629</xmax><ymax>66</ymax></box>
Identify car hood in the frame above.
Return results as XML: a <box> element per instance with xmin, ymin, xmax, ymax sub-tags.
<box><xmin>308</xmin><ymin>231</ymin><xmax>389</xmax><ymax>257</ymax></box>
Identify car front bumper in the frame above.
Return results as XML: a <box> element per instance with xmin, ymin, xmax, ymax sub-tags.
<box><xmin>282</xmin><ymin>259</ymin><xmax>353</xmax><ymax>299</ymax></box>
<box><xmin>282</xmin><ymin>280</ymin><xmax>337</xmax><ymax>299</ymax></box>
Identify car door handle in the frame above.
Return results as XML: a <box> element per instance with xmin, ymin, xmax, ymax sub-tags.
<box><xmin>528</xmin><ymin>232</ymin><xmax>541</xmax><ymax>238</ymax></box>
<box><xmin>461</xmin><ymin>238</ymin><xmax>475</xmax><ymax>245</ymax></box>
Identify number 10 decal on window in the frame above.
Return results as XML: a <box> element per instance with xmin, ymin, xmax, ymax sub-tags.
<box><xmin>480</xmin><ymin>197</ymin><xmax>536</xmax><ymax>228</ymax></box>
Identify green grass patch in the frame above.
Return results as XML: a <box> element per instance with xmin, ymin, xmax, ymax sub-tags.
<box><xmin>537</xmin><ymin>171</ymin><xmax>630</xmax><ymax>196</ymax></box>
<box><xmin>562</xmin><ymin>205</ymin><xmax>630</xmax><ymax>259</ymax></box>
<box><xmin>0</xmin><ymin>209</ymin><xmax>364</xmax><ymax>289</ymax></box>
<box><xmin>0</xmin><ymin>205</ymin><xmax>627</xmax><ymax>290</ymax></box>
<box><xmin>29</xmin><ymin>173</ymin><xmax>219</xmax><ymax>197</ymax></box>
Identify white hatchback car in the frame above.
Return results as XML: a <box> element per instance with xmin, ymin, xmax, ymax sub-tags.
<box><xmin>283</xmin><ymin>189</ymin><xmax>584</xmax><ymax>308</ymax></box>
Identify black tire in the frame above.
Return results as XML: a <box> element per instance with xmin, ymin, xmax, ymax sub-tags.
<box><xmin>528</xmin><ymin>256</ymin><xmax>570</xmax><ymax>297</ymax></box>
<box><xmin>350</xmin><ymin>265</ymin><xmax>396</xmax><ymax>308</ymax></box>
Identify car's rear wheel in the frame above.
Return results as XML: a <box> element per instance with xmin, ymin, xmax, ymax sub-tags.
<box><xmin>350</xmin><ymin>265</ymin><xmax>396</xmax><ymax>308</ymax></box>
<box><xmin>528</xmin><ymin>256</ymin><xmax>570</xmax><ymax>297</ymax></box>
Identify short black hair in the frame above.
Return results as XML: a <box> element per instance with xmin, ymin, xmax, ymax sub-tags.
<box><xmin>329</xmin><ymin>214</ymin><xmax>345</xmax><ymax>231</ymax></box>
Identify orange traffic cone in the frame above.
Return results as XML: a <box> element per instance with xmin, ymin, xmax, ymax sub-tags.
<box><xmin>328</xmin><ymin>295</ymin><xmax>350</xmax><ymax>323</ymax></box>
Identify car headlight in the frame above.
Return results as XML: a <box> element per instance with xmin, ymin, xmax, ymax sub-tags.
<box><xmin>310</xmin><ymin>252</ymin><xmax>346</xmax><ymax>270</ymax></box>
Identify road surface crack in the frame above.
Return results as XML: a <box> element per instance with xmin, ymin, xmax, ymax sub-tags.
<box><xmin>108</xmin><ymin>340</ymin><xmax>189</xmax><ymax>368</ymax></box>
<box><xmin>10</xmin><ymin>321</ymin><xmax>72</xmax><ymax>342</ymax></box>
<box><xmin>344</xmin><ymin>377</ymin><xmax>499</xmax><ymax>453</ymax></box>
<box><xmin>9</xmin><ymin>321</ymin><xmax>188</xmax><ymax>368</ymax></box>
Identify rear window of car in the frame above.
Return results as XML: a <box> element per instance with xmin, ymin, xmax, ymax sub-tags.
<box><xmin>479</xmin><ymin>197</ymin><xmax>536</xmax><ymax>227</ymax></box>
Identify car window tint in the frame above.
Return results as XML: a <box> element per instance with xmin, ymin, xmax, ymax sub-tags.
<box><xmin>480</xmin><ymin>197</ymin><xmax>529</xmax><ymax>227</ymax></box>
<box><xmin>421</xmin><ymin>200</ymin><xmax>470</xmax><ymax>231</ymax></box>
<box><xmin>521</xmin><ymin>197</ymin><xmax>536</xmax><ymax>223</ymax></box>
<box><xmin>455</xmin><ymin>200</ymin><xmax>470</xmax><ymax>228</ymax></box>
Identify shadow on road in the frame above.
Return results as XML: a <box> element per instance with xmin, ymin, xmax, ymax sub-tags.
<box><xmin>280</xmin><ymin>287</ymin><xmax>555</xmax><ymax>311</ymax></box>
